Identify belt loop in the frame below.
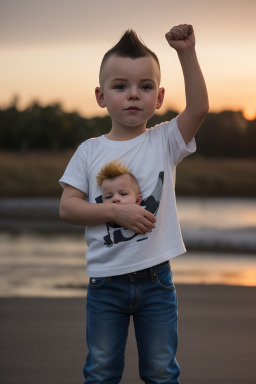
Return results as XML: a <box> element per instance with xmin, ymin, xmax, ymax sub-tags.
<box><xmin>150</xmin><ymin>267</ymin><xmax>156</xmax><ymax>282</ymax></box>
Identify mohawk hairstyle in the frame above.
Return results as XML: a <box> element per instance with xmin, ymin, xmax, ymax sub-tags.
<box><xmin>97</xmin><ymin>160</ymin><xmax>139</xmax><ymax>190</ymax></box>
<box><xmin>99</xmin><ymin>29</ymin><xmax>160</xmax><ymax>83</ymax></box>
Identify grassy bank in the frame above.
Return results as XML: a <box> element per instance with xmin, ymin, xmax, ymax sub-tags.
<box><xmin>176</xmin><ymin>156</ymin><xmax>256</xmax><ymax>197</ymax></box>
<box><xmin>0</xmin><ymin>151</ymin><xmax>256</xmax><ymax>197</ymax></box>
<box><xmin>0</xmin><ymin>151</ymin><xmax>72</xmax><ymax>197</ymax></box>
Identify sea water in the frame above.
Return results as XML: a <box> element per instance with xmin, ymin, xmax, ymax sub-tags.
<box><xmin>0</xmin><ymin>198</ymin><xmax>256</xmax><ymax>296</ymax></box>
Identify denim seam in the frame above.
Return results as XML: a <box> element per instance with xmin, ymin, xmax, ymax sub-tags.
<box><xmin>129</xmin><ymin>280</ymin><xmax>141</xmax><ymax>313</ymax></box>
<box><xmin>155</xmin><ymin>275</ymin><xmax>175</xmax><ymax>291</ymax></box>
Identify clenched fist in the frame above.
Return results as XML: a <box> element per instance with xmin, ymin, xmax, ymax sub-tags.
<box><xmin>165</xmin><ymin>24</ymin><xmax>195</xmax><ymax>53</ymax></box>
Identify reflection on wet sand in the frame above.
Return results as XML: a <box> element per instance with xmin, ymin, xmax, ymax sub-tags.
<box><xmin>1</xmin><ymin>234</ymin><xmax>256</xmax><ymax>297</ymax></box>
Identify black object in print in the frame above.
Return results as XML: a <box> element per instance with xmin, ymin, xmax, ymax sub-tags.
<box><xmin>95</xmin><ymin>172</ymin><xmax>164</xmax><ymax>247</ymax></box>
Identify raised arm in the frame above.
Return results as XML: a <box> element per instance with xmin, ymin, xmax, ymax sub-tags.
<box><xmin>165</xmin><ymin>24</ymin><xmax>209</xmax><ymax>144</ymax></box>
<box><xmin>60</xmin><ymin>184</ymin><xmax>156</xmax><ymax>235</ymax></box>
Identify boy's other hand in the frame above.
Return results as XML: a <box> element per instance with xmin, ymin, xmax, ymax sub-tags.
<box><xmin>111</xmin><ymin>204</ymin><xmax>156</xmax><ymax>235</ymax></box>
<box><xmin>165</xmin><ymin>24</ymin><xmax>195</xmax><ymax>53</ymax></box>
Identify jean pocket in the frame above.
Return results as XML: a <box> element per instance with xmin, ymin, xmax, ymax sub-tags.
<box><xmin>155</xmin><ymin>267</ymin><xmax>175</xmax><ymax>291</ymax></box>
<box><xmin>89</xmin><ymin>277</ymin><xmax>107</xmax><ymax>289</ymax></box>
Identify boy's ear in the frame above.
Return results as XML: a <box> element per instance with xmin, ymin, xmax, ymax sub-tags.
<box><xmin>136</xmin><ymin>194</ymin><xmax>143</xmax><ymax>205</ymax></box>
<box><xmin>156</xmin><ymin>87</ymin><xmax>165</xmax><ymax>110</ymax></box>
<box><xmin>95</xmin><ymin>87</ymin><xmax>106</xmax><ymax>108</ymax></box>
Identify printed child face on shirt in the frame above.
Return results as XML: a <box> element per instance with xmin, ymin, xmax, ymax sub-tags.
<box><xmin>101</xmin><ymin>174</ymin><xmax>142</xmax><ymax>205</ymax></box>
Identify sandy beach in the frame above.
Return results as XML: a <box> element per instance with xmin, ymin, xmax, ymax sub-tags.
<box><xmin>1</xmin><ymin>284</ymin><xmax>256</xmax><ymax>384</ymax></box>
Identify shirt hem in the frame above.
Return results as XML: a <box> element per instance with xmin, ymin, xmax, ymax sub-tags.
<box><xmin>86</xmin><ymin>246</ymin><xmax>187</xmax><ymax>277</ymax></box>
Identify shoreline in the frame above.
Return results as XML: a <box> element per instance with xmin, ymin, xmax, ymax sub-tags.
<box><xmin>1</xmin><ymin>196</ymin><xmax>256</xmax><ymax>254</ymax></box>
<box><xmin>1</xmin><ymin>231</ymin><xmax>256</xmax><ymax>295</ymax></box>
<box><xmin>1</xmin><ymin>223</ymin><xmax>255</xmax><ymax>254</ymax></box>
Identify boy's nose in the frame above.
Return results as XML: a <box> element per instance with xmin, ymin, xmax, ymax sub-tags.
<box><xmin>128</xmin><ymin>88</ymin><xmax>140</xmax><ymax>100</ymax></box>
<box><xmin>112</xmin><ymin>195</ymin><xmax>121</xmax><ymax>204</ymax></box>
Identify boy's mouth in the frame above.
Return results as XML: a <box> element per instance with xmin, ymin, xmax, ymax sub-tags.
<box><xmin>125</xmin><ymin>106</ymin><xmax>141</xmax><ymax>111</ymax></box>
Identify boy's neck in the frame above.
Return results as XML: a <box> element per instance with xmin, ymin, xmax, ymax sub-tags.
<box><xmin>105</xmin><ymin>122</ymin><xmax>147</xmax><ymax>141</ymax></box>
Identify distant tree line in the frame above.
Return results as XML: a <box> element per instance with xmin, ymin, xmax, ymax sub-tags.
<box><xmin>0</xmin><ymin>101</ymin><xmax>255</xmax><ymax>157</ymax></box>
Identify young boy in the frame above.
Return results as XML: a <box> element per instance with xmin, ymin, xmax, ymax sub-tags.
<box><xmin>60</xmin><ymin>24</ymin><xmax>208</xmax><ymax>384</ymax></box>
<box><xmin>97</xmin><ymin>160</ymin><xmax>145</xmax><ymax>247</ymax></box>
<box><xmin>97</xmin><ymin>160</ymin><xmax>142</xmax><ymax>206</ymax></box>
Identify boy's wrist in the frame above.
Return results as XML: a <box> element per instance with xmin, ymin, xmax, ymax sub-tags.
<box><xmin>177</xmin><ymin>46</ymin><xmax>196</xmax><ymax>58</ymax></box>
<box><xmin>106</xmin><ymin>203</ymin><xmax>117</xmax><ymax>223</ymax></box>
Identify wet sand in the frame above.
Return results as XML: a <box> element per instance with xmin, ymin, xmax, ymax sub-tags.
<box><xmin>1</xmin><ymin>284</ymin><xmax>256</xmax><ymax>384</ymax></box>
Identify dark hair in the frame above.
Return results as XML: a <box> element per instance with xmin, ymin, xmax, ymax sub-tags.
<box><xmin>99</xmin><ymin>29</ymin><xmax>160</xmax><ymax>82</ymax></box>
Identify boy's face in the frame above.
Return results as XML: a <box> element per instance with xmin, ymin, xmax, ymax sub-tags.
<box><xmin>95</xmin><ymin>55</ymin><xmax>164</xmax><ymax>131</ymax></box>
<box><xmin>102</xmin><ymin>174</ymin><xmax>142</xmax><ymax>205</ymax></box>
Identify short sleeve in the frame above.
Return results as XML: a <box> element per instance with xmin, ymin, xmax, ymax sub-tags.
<box><xmin>59</xmin><ymin>144</ymin><xmax>89</xmax><ymax>194</ymax></box>
<box><xmin>162</xmin><ymin>117</ymin><xmax>196</xmax><ymax>166</ymax></box>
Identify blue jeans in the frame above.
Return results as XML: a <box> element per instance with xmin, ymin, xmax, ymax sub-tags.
<box><xmin>83</xmin><ymin>261</ymin><xmax>180</xmax><ymax>384</ymax></box>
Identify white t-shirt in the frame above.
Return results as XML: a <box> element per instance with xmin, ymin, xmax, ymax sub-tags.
<box><xmin>59</xmin><ymin>117</ymin><xmax>196</xmax><ymax>277</ymax></box>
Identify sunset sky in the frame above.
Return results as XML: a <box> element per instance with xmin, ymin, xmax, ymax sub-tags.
<box><xmin>1</xmin><ymin>0</ymin><xmax>256</xmax><ymax>119</ymax></box>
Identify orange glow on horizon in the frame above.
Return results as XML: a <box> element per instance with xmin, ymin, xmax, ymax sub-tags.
<box><xmin>243</xmin><ymin>108</ymin><xmax>256</xmax><ymax>121</ymax></box>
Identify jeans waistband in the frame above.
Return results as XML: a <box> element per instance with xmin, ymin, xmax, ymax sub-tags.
<box><xmin>119</xmin><ymin>260</ymin><xmax>170</xmax><ymax>279</ymax></box>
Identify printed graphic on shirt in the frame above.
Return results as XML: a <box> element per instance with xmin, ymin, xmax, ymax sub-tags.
<box><xmin>95</xmin><ymin>172</ymin><xmax>164</xmax><ymax>247</ymax></box>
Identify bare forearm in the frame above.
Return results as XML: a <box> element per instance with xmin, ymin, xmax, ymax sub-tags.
<box><xmin>178</xmin><ymin>48</ymin><xmax>209</xmax><ymax>117</ymax></box>
<box><xmin>60</xmin><ymin>194</ymin><xmax>156</xmax><ymax>234</ymax></box>
<box><xmin>60</xmin><ymin>197</ymin><xmax>112</xmax><ymax>226</ymax></box>
<box><xmin>165</xmin><ymin>25</ymin><xmax>209</xmax><ymax>143</ymax></box>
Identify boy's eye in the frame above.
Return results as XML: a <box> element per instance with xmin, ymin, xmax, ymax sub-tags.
<box><xmin>121</xmin><ymin>192</ymin><xmax>128</xmax><ymax>196</ymax></box>
<box><xmin>141</xmin><ymin>84</ymin><xmax>153</xmax><ymax>91</ymax></box>
<box><xmin>104</xmin><ymin>195</ymin><xmax>112</xmax><ymax>200</ymax></box>
<box><xmin>114</xmin><ymin>84</ymin><xmax>126</xmax><ymax>90</ymax></box>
